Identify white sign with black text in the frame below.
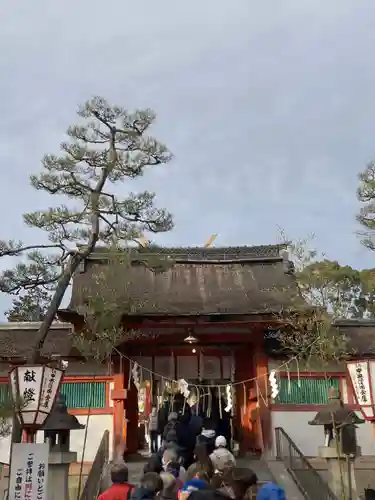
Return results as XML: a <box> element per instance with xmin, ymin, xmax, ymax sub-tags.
<box><xmin>8</xmin><ymin>443</ymin><xmax>49</xmax><ymax>500</ymax></box>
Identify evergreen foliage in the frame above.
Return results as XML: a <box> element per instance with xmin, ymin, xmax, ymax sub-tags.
<box><xmin>0</xmin><ymin>97</ymin><xmax>173</xmax><ymax>361</ymax></box>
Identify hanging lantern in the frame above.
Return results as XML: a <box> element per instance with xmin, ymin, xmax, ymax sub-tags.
<box><xmin>9</xmin><ymin>365</ymin><xmax>64</xmax><ymax>429</ymax></box>
<box><xmin>184</xmin><ymin>335</ymin><xmax>198</xmax><ymax>344</ymax></box>
<box><xmin>269</xmin><ymin>370</ymin><xmax>279</xmax><ymax>400</ymax></box>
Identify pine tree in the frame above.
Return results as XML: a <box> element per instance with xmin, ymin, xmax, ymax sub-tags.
<box><xmin>5</xmin><ymin>288</ymin><xmax>52</xmax><ymax>322</ymax></box>
<box><xmin>0</xmin><ymin>97</ymin><xmax>173</xmax><ymax>362</ymax></box>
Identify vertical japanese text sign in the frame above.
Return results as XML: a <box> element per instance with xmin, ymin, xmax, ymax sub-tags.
<box><xmin>10</xmin><ymin>366</ymin><xmax>63</xmax><ymax>426</ymax></box>
<box><xmin>8</xmin><ymin>443</ymin><xmax>49</xmax><ymax>500</ymax></box>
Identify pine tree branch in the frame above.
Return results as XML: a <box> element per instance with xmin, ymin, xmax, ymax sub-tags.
<box><xmin>0</xmin><ymin>96</ymin><xmax>173</xmax><ymax>362</ymax></box>
<box><xmin>0</xmin><ymin>242</ymin><xmax>66</xmax><ymax>257</ymax></box>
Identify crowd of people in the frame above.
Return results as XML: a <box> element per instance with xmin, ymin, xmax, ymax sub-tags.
<box><xmin>99</xmin><ymin>408</ymin><xmax>286</xmax><ymax>500</ymax></box>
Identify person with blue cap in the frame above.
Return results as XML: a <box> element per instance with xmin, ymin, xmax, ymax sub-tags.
<box><xmin>256</xmin><ymin>482</ymin><xmax>286</xmax><ymax>500</ymax></box>
<box><xmin>178</xmin><ymin>478</ymin><xmax>208</xmax><ymax>500</ymax></box>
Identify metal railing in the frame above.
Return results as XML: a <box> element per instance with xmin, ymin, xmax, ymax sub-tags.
<box><xmin>275</xmin><ymin>427</ymin><xmax>337</xmax><ymax>500</ymax></box>
<box><xmin>79</xmin><ymin>430</ymin><xmax>109</xmax><ymax>500</ymax></box>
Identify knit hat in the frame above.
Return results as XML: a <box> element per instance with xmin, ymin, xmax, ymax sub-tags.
<box><xmin>215</xmin><ymin>436</ymin><xmax>227</xmax><ymax>448</ymax></box>
<box><xmin>256</xmin><ymin>483</ymin><xmax>285</xmax><ymax>500</ymax></box>
<box><xmin>180</xmin><ymin>479</ymin><xmax>207</xmax><ymax>493</ymax></box>
<box><xmin>168</xmin><ymin>412</ymin><xmax>178</xmax><ymax>421</ymax></box>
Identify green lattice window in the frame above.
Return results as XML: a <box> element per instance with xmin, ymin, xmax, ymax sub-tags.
<box><xmin>0</xmin><ymin>384</ymin><xmax>11</xmax><ymax>405</ymax></box>
<box><xmin>0</xmin><ymin>381</ymin><xmax>106</xmax><ymax>409</ymax></box>
<box><xmin>61</xmin><ymin>382</ymin><xmax>106</xmax><ymax>409</ymax></box>
<box><xmin>275</xmin><ymin>377</ymin><xmax>340</xmax><ymax>405</ymax></box>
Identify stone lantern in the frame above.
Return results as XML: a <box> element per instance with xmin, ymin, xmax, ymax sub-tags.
<box><xmin>42</xmin><ymin>393</ymin><xmax>85</xmax><ymax>500</ymax></box>
<box><xmin>309</xmin><ymin>387</ymin><xmax>364</xmax><ymax>500</ymax></box>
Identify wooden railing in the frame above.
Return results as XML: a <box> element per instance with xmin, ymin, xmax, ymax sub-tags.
<box><xmin>79</xmin><ymin>430</ymin><xmax>109</xmax><ymax>500</ymax></box>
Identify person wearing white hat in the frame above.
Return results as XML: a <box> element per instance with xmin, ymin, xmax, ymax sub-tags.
<box><xmin>209</xmin><ymin>435</ymin><xmax>236</xmax><ymax>472</ymax></box>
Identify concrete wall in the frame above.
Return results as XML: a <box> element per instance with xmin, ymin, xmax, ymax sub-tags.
<box><xmin>271</xmin><ymin>410</ymin><xmax>375</xmax><ymax>456</ymax></box>
<box><xmin>37</xmin><ymin>414</ymin><xmax>113</xmax><ymax>461</ymax></box>
<box><xmin>0</xmin><ymin>414</ymin><xmax>113</xmax><ymax>463</ymax></box>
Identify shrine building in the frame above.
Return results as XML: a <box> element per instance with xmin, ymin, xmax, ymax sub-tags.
<box><xmin>0</xmin><ymin>245</ymin><xmax>374</xmax><ymax>465</ymax></box>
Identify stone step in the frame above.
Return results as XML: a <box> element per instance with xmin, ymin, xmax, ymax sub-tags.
<box><xmin>266</xmin><ymin>460</ymin><xmax>305</xmax><ymax>500</ymax></box>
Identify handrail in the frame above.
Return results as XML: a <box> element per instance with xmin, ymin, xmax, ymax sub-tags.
<box><xmin>275</xmin><ymin>427</ymin><xmax>337</xmax><ymax>500</ymax></box>
<box><xmin>79</xmin><ymin>430</ymin><xmax>109</xmax><ymax>500</ymax></box>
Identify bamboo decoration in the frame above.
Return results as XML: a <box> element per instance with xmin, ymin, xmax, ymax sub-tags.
<box><xmin>196</xmin><ymin>386</ymin><xmax>200</xmax><ymax>415</ymax></box>
<box><xmin>171</xmin><ymin>393</ymin><xmax>175</xmax><ymax>412</ymax></box>
<box><xmin>218</xmin><ymin>387</ymin><xmax>222</xmax><ymax>419</ymax></box>
<box><xmin>157</xmin><ymin>379</ymin><xmax>160</xmax><ymax>410</ymax></box>
<box><xmin>207</xmin><ymin>389</ymin><xmax>212</xmax><ymax>418</ymax></box>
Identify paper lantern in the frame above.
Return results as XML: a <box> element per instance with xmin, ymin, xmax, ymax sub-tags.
<box><xmin>9</xmin><ymin>365</ymin><xmax>63</xmax><ymax>428</ymax></box>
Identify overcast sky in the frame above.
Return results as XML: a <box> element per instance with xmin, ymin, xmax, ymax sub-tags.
<box><xmin>1</xmin><ymin>0</ymin><xmax>375</xmax><ymax>316</ymax></box>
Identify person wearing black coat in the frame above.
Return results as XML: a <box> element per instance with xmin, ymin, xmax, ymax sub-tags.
<box><xmin>196</xmin><ymin>419</ymin><xmax>216</xmax><ymax>456</ymax></box>
<box><xmin>176</xmin><ymin>411</ymin><xmax>196</xmax><ymax>469</ymax></box>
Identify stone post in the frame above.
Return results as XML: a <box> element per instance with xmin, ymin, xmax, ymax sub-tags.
<box><xmin>47</xmin><ymin>450</ymin><xmax>77</xmax><ymax>500</ymax></box>
<box><xmin>42</xmin><ymin>394</ymin><xmax>85</xmax><ymax>500</ymax></box>
<box><xmin>309</xmin><ymin>388</ymin><xmax>365</xmax><ymax>500</ymax></box>
<box><xmin>318</xmin><ymin>445</ymin><xmax>359</xmax><ymax>500</ymax></box>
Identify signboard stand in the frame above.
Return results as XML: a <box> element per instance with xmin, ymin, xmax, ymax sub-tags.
<box><xmin>8</xmin><ymin>443</ymin><xmax>49</xmax><ymax>500</ymax></box>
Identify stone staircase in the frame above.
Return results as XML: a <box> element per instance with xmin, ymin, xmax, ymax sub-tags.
<box><xmin>124</xmin><ymin>455</ymin><xmax>303</xmax><ymax>500</ymax></box>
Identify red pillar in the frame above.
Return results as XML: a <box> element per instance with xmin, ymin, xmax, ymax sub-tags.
<box><xmin>254</xmin><ymin>337</ymin><xmax>272</xmax><ymax>452</ymax></box>
<box><xmin>235</xmin><ymin>345</ymin><xmax>255</xmax><ymax>455</ymax></box>
<box><xmin>111</xmin><ymin>373</ymin><xmax>127</xmax><ymax>455</ymax></box>
<box><xmin>123</xmin><ymin>357</ymin><xmax>139</xmax><ymax>454</ymax></box>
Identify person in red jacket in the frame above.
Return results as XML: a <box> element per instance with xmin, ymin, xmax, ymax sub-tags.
<box><xmin>98</xmin><ymin>463</ymin><xmax>134</xmax><ymax>500</ymax></box>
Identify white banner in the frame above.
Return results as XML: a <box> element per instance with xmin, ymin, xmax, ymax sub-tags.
<box><xmin>8</xmin><ymin>443</ymin><xmax>49</xmax><ymax>500</ymax></box>
<box><xmin>347</xmin><ymin>361</ymin><xmax>372</xmax><ymax>406</ymax></box>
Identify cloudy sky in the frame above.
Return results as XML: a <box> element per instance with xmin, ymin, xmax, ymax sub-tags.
<box><xmin>1</xmin><ymin>0</ymin><xmax>375</xmax><ymax>315</ymax></box>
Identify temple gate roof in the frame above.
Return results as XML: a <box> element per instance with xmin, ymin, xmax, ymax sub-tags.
<box><xmin>64</xmin><ymin>244</ymin><xmax>299</xmax><ymax>316</ymax></box>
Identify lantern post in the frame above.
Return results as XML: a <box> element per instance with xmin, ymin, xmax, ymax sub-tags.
<box><xmin>9</xmin><ymin>364</ymin><xmax>64</xmax><ymax>442</ymax></box>
<box><xmin>42</xmin><ymin>393</ymin><xmax>85</xmax><ymax>500</ymax></box>
<box><xmin>346</xmin><ymin>360</ymin><xmax>375</xmax><ymax>439</ymax></box>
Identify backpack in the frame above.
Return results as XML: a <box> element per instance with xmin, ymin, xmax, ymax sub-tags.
<box><xmin>163</xmin><ymin>421</ymin><xmax>178</xmax><ymax>442</ymax></box>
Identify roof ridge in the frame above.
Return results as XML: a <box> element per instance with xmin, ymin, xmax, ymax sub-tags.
<box><xmin>90</xmin><ymin>243</ymin><xmax>285</xmax><ymax>250</ymax></box>
<box><xmin>87</xmin><ymin>244</ymin><xmax>287</xmax><ymax>260</ymax></box>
